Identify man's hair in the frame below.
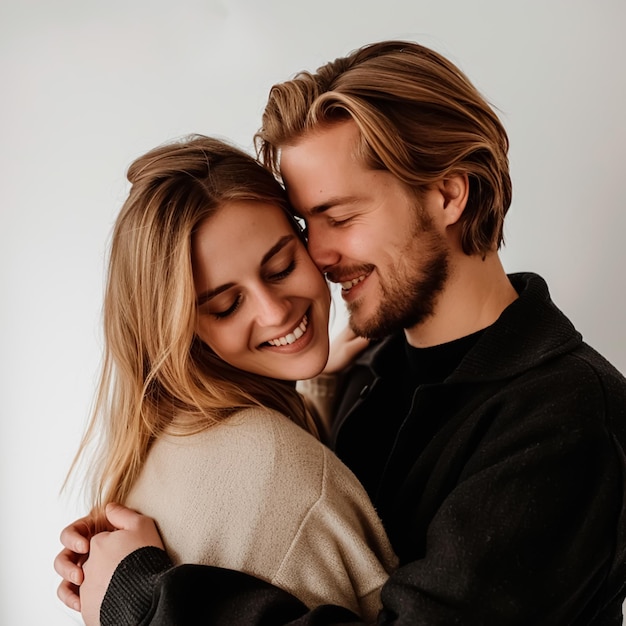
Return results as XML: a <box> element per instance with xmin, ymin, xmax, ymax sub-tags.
<box><xmin>255</xmin><ymin>40</ymin><xmax>512</xmax><ymax>255</ymax></box>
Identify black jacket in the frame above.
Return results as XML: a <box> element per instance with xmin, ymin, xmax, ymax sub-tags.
<box><xmin>102</xmin><ymin>273</ymin><xmax>626</xmax><ymax>625</ymax></box>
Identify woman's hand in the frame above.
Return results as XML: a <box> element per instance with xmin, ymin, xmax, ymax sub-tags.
<box><xmin>54</xmin><ymin>514</ymin><xmax>98</xmax><ymax>611</ymax></box>
<box><xmin>323</xmin><ymin>326</ymin><xmax>370</xmax><ymax>374</ymax></box>
<box><xmin>80</xmin><ymin>503</ymin><xmax>164</xmax><ymax>626</ymax></box>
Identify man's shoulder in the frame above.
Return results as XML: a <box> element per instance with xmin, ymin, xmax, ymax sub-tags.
<box><xmin>479</xmin><ymin>344</ymin><xmax>626</xmax><ymax>453</ymax></box>
<box><xmin>526</xmin><ymin>340</ymin><xmax>626</xmax><ymax>404</ymax></box>
<box><xmin>570</xmin><ymin>342</ymin><xmax>626</xmax><ymax>384</ymax></box>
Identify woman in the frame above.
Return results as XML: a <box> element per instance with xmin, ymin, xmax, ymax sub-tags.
<box><xmin>58</xmin><ymin>135</ymin><xmax>396</xmax><ymax>624</ymax></box>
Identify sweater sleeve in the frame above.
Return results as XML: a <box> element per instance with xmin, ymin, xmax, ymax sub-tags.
<box><xmin>296</xmin><ymin>375</ymin><xmax>339</xmax><ymax>443</ymax></box>
<box><xmin>100</xmin><ymin>547</ymin><xmax>173</xmax><ymax>626</ymax></box>
<box><xmin>102</xmin><ymin>549</ymin><xmax>359</xmax><ymax>626</ymax></box>
<box><xmin>270</xmin><ymin>445</ymin><xmax>396</xmax><ymax>621</ymax></box>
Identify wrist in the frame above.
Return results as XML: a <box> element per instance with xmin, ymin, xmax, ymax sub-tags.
<box><xmin>100</xmin><ymin>546</ymin><xmax>172</xmax><ymax>626</ymax></box>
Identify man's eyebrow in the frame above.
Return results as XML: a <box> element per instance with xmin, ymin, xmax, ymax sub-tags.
<box><xmin>196</xmin><ymin>235</ymin><xmax>295</xmax><ymax>306</ymax></box>
<box><xmin>303</xmin><ymin>196</ymin><xmax>358</xmax><ymax>216</ymax></box>
<box><xmin>309</xmin><ymin>204</ymin><xmax>332</xmax><ymax>216</ymax></box>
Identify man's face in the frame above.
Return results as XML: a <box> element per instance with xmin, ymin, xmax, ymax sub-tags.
<box><xmin>280</xmin><ymin>120</ymin><xmax>449</xmax><ymax>339</ymax></box>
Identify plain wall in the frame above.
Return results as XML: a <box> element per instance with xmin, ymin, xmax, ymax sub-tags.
<box><xmin>1</xmin><ymin>1</ymin><xmax>624</xmax><ymax>624</ymax></box>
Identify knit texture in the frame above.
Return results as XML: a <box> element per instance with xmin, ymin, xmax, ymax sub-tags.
<box><xmin>123</xmin><ymin>407</ymin><xmax>397</xmax><ymax>621</ymax></box>
<box><xmin>101</xmin><ymin>546</ymin><xmax>171</xmax><ymax>625</ymax></box>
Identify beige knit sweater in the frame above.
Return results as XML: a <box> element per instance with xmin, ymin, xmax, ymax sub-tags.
<box><xmin>125</xmin><ymin>407</ymin><xmax>397</xmax><ymax>621</ymax></box>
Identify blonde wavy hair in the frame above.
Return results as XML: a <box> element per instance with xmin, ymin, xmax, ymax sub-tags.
<box><xmin>255</xmin><ymin>40</ymin><xmax>512</xmax><ymax>255</ymax></box>
<box><xmin>70</xmin><ymin>135</ymin><xmax>317</xmax><ymax>525</ymax></box>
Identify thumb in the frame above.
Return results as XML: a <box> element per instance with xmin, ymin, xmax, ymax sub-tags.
<box><xmin>105</xmin><ymin>502</ymin><xmax>141</xmax><ymax>530</ymax></box>
<box><xmin>347</xmin><ymin>334</ymin><xmax>370</xmax><ymax>352</ymax></box>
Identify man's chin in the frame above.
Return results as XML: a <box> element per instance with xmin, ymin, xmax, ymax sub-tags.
<box><xmin>348</xmin><ymin>313</ymin><xmax>383</xmax><ymax>340</ymax></box>
<box><xmin>347</xmin><ymin>304</ymin><xmax>369</xmax><ymax>337</ymax></box>
<box><xmin>348</xmin><ymin>299</ymin><xmax>400</xmax><ymax>339</ymax></box>
<box><xmin>349</xmin><ymin>302</ymin><xmax>414</xmax><ymax>340</ymax></box>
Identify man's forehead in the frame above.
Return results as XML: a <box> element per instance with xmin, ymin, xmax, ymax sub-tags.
<box><xmin>279</xmin><ymin>121</ymin><xmax>361</xmax><ymax>169</ymax></box>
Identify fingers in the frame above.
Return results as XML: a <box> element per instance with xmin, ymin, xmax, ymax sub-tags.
<box><xmin>347</xmin><ymin>335</ymin><xmax>370</xmax><ymax>350</ymax></box>
<box><xmin>104</xmin><ymin>502</ymin><xmax>142</xmax><ymax>530</ymax></box>
<box><xmin>59</xmin><ymin>517</ymin><xmax>93</xmax><ymax>553</ymax></box>
<box><xmin>57</xmin><ymin>578</ymin><xmax>81</xmax><ymax>612</ymax></box>
<box><xmin>323</xmin><ymin>326</ymin><xmax>371</xmax><ymax>374</ymax></box>
<box><xmin>55</xmin><ymin>517</ymin><xmax>94</xmax><ymax>613</ymax></box>
<box><xmin>54</xmin><ymin>547</ymin><xmax>86</xmax><ymax>584</ymax></box>
<box><xmin>335</xmin><ymin>326</ymin><xmax>357</xmax><ymax>342</ymax></box>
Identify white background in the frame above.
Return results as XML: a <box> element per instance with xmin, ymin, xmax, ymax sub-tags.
<box><xmin>1</xmin><ymin>1</ymin><xmax>625</xmax><ymax>624</ymax></box>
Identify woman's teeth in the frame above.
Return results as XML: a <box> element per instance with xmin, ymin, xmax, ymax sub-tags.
<box><xmin>267</xmin><ymin>315</ymin><xmax>308</xmax><ymax>346</ymax></box>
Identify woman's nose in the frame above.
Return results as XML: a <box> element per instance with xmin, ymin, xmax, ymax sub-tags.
<box><xmin>253</xmin><ymin>287</ymin><xmax>291</xmax><ymax>327</ymax></box>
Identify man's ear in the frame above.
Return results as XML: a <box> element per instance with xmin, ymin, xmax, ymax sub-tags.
<box><xmin>439</xmin><ymin>173</ymin><xmax>469</xmax><ymax>226</ymax></box>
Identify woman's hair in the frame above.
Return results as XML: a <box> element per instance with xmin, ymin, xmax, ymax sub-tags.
<box><xmin>255</xmin><ymin>40</ymin><xmax>512</xmax><ymax>255</ymax></box>
<box><xmin>71</xmin><ymin>135</ymin><xmax>316</xmax><ymax>523</ymax></box>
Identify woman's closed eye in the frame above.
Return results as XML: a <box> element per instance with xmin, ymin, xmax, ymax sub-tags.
<box><xmin>267</xmin><ymin>259</ymin><xmax>297</xmax><ymax>282</ymax></box>
<box><xmin>212</xmin><ymin>294</ymin><xmax>243</xmax><ymax>319</ymax></box>
<box><xmin>208</xmin><ymin>258</ymin><xmax>297</xmax><ymax>320</ymax></box>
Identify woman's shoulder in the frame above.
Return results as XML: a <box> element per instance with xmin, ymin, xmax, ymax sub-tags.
<box><xmin>220</xmin><ymin>407</ymin><xmax>329</xmax><ymax>490</ymax></box>
<box><xmin>160</xmin><ymin>406</ymin><xmax>324</xmax><ymax>458</ymax></box>
<box><xmin>126</xmin><ymin>407</ymin><xmax>332</xmax><ymax>566</ymax></box>
<box><xmin>133</xmin><ymin>407</ymin><xmax>328</xmax><ymax>499</ymax></box>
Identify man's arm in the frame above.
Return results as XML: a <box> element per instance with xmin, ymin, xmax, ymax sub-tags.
<box><xmin>59</xmin><ymin>370</ymin><xmax>625</xmax><ymax>624</ymax></box>
<box><xmin>101</xmin><ymin>546</ymin><xmax>360</xmax><ymax>626</ymax></box>
<box><xmin>97</xmin><ymin>417</ymin><xmax>624</xmax><ymax>626</ymax></box>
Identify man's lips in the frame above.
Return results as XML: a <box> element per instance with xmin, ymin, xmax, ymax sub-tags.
<box><xmin>339</xmin><ymin>274</ymin><xmax>368</xmax><ymax>292</ymax></box>
<box><xmin>327</xmin><ymin>265</ymin><xmax>374</xmax><ymax>285</ymax></box>
<box><xmin>326</xmin><ymin>269</ymin><xmax>373</xmax><ymax>294</ymax></box>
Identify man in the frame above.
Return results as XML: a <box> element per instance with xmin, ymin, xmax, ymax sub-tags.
<box><xmin>57</xmin><ymin>41</ymin><xmax>626</xmax><ymax>624</ymax></box>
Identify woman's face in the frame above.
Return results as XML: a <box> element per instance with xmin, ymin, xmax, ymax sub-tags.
<box><xmin>191</xmin><ymin>200</ymin><xmax>331</xmax><ymax>381</ymax></box>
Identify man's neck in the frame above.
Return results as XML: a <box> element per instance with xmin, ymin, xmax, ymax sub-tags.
<box><xmin>404</xmin><ymin>252</ymin><xmax>518</xmax><ymax>348</ymax></box>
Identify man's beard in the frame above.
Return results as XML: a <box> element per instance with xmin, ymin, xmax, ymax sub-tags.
<box><xmin>349</xmin><ymin>224</ymin><xmax>450</xmax><ymax>340</ymax></box>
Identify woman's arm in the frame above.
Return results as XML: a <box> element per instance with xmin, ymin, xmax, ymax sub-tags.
<box><xmin>322</xmin><ymin>326</ymin><xmax>370</xmax><ymax>376</ymax></box>
<box><xmin>297</xmin><ymin>327</ymin><xmax>369</xmax><ymax>438</ymax></box>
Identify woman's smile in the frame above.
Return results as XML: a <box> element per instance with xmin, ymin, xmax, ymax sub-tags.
<box><xmin>192</xmin><ymin>201</ymin><xmax>331</xmax><ymax>381</ymax></box>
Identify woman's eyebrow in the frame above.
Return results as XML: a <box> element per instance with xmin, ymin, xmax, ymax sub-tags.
<box><xmin>197</xmin><ymin>282</ymin><xmax>235</xmax><ymax>306</ymax></box>
<box><xmin>196</xmin><ymin>235</ymin><xmax>295</xmax><ymax>306</ymax></box>
<box><xmin>261</xmin><ymin>235</ymin><xmax>294</xmax><ymax>265</ymax></box>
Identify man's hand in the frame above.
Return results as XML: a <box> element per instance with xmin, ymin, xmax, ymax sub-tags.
<box><xmin>80</xmin><ymin>503</ymin><xmax>164</xmax><ymax>626</ymax></box>
<box><xmin>324</xmin><ymin>326</ymin><xmax>370</xmax><ymax>374</ymax></box>
<box><xmin>54</xmin><ymin>514</ymin><xmax>97</xmax><ymax>611</ymax></box>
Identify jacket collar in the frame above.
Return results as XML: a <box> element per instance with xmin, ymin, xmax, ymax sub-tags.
<box><xmin>352</xmin><ymin>273</ymin><xmax>582</xmax><ymax>384</ymax></box>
